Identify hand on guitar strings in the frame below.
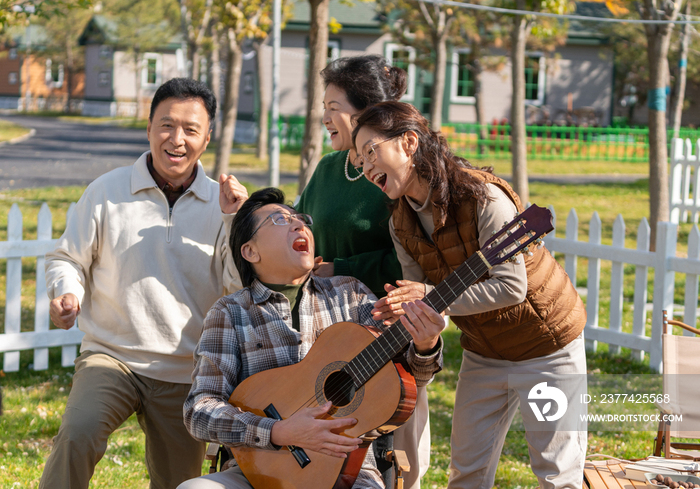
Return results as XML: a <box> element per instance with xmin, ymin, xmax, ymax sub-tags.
<box><xmin>371</xmin><ymin>280</ymin><xmax>426</xmax><ymax>325</ymax></box>
<box><xmin>398</xmin><ymin>300</ymin><xmax>446</xmax><ymax>355</ymax></box>
<box><xmin>269</xmin><ymin>401</ymin><xmax>362</xmax><ymax>459</ymax></box>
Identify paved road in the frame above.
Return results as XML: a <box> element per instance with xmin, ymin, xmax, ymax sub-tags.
<box><xmin>0</xmin><ymin>115</ymin><xmax>149</xmax><ymax>190</ymax></box>
<box><xmin>0</xmin><ymin>115</ymin><xmax>300</xmax><ymax>189</ymax></box>
<box><xmin>0</xmin><ymin>114</ymin><xmax>644</xmax><ymax>190</ymax></box>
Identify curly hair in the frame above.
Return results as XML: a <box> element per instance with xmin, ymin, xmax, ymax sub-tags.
<box><xmin>321</xmin><ymin>55</ymin><xmax>407</xmax><ymax>110</ymax></box>
<box><xmin>351</xmin><ymin>101</ymin><xmax>494</xmax><ymax>213</ymax></box>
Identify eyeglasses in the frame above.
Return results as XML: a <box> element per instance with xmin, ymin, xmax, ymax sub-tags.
<box><xmin>353</xmin><ymin>136</ymin><xmax>399</xmax><ymax>169</ymax></box>
<box><xmin>250</xmin><ymin>212</ymin><xmax>313</xmax><ymax>238</ymax></box>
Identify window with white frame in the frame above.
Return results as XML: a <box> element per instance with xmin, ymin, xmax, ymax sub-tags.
<box><xmin>99</xmin><ymin>45</ymin><xmax>112</xmax><ymax>58</ymax></box>
<box><xmin>451</xmin><ymin>49</ymin><xmax>476</xmax><ymax>103</ymax></box>
<box><xmin>327</xmin><ymin>40</ymin><xmax>340</xmax><ymax>63</ymax></box>
<box><xmin>8</xmin><ymin>72</ymin><xmax>18</xmax><ymax>84</ymax></box>
<box><xmin>243</xmin><ymin>72</ymin><xmax>254</xmax><ymax>94</ymax></box>
<box><xmin>98</xmin><ymin>71</ymin><xmax>110</xmax><ymax>87</ymax></box>
<box><xmin>9</xmin><ymin>48</ymin><xmax>17</xmax><ymax>60</ymax></box>
<box><xmin>384</xmin><ymin>43</ymin><xmax>415</xmax><ymax>101</ymax></box>
<box><xmin>142</xmin><ymin>53</ymin><xmax>162</xmax><ymax>87</ymax></box>
<box><xmin>524</xmin><ymin>54</ymin><xmax>545</xmax><ymax>105</ymax></box>
<box><xmin>45</xmin><ymin>59</ymin><xmax>64</xmax><ymax>88</ymax></box>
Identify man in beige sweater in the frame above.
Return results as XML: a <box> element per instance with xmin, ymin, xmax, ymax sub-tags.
<box><xmin>40</xmin><ymin>78</ymin><xmax>248</xmax><ymax>489</ymax></box>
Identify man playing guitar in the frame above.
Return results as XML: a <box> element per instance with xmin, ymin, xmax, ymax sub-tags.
<box><xmin>179</xmin><ymin>187</ymin><xmax>445</xmax><ymax>489</ymax></box>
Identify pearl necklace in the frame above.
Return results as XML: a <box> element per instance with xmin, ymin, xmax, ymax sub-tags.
<box><xmin>344</xmin><ymin>151</ymin><xmax>363</xmax><ymax>182</ymax></box>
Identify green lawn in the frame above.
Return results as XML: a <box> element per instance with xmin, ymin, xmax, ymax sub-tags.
<box><xmin>0</xmin><ymin>120</ymin><xmax>31</xmax><ymax>143</ymax></box>
<box><xmin>0</xmin><ymin>169</ymin><xmax>696</xmax><ymax>488</ymax></box>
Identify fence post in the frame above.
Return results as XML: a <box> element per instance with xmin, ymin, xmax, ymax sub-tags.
<box><xmin>548</xmin><ymin>206</ymin><xmax>556</xmax><ymax>258</ymax></box>
<box><xmin>565</xmin><ymin>209</ymin><xmax>578</xmax><ymax>282</ymax></box>
<box><xmin>585</xmin><ymin>212</ymin><xmax>602</xmax><ymax>352</ymax></box>
<box><xmin>694</xmin><ymin>140</ymin><xmax>700</xmax><ymax>224</ymax></box>
<box><xmin>682</xmin><ymin>225</ymin><xmax>700</xmax><ymax>332</ymax></box>
<box><xmin>669</xmin><ymin>138</ymin><xmax>685</xmax><ymax>224</ymax></box>
<box><xmin>631</xmin><ymin>218</ymin><xmax>650</xmax><ymax>361</ymax></box>
<box><xmin>608</xmin><ymin>214</ymin><xmax>626</xmax><ymax>355</ymax></box>
<box><xmin>3</xmin><ymin>204</ymin><xmax>23</xmax><ymax>372</ymax></box>
<box><xmin>33</xmin><ymin>204</ymin><xmax>52</xmax><ymax>371</ymax></box>
<box><xmin>650</xmin><ymin>221</ymin><xmax>678</xmax><ymax>372</ymax></box>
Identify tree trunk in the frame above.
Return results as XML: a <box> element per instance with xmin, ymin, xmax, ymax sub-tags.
<box><xmin>191</xmin><ymin>0</ymin><xmax>213</xmax><ymax>82</ymax></box>
<box><xmin>646</xmin><ymin>28</ymin><xmax>673</xmax><ymax>247</ymax></box>
<box><xmin>298</xmin><ymin>0</ymin><xmax>330</xmax><ymax>193</ymax></box>
<box><xmin>211</xmin><ymin>31</ymin><xmax>222</xmax><ymax>141</ymax></box>
<box><xmin>510</xmin><ymin>3</ymin><xmax>529</xmax><ymax>205</ymax></box>
<box><xmin>256</xmin><ymin>39</ymin><xmax>269</xmax><ymax>161</ymax></box>
<box><xmin>670</xmin><ymin>0</ymin><xmax>690</xmax><ymax>138</ymax></box>
<box><xmin>179</xmin><ymin>0</ymin><xmax>191</xmax><ymax>77</ymax></box>
<box><xmin>192</xmin><ymin>48</ymin><xmax>201</xmax><ymax>81</ymax></box>
<box><xmin>65</xmin><ymin>38</ymin><xmax>73</xmax><ymax>113</ymax></box>
<box><xmin>471</xmin><ymin>52</ymin><xmax>487</xmax><ymax>156</ymax></box>
<box><xmin>430</xmin><ymin>31</ymin><xmax>447</xmax><ymax>131</ymax></box>
<box><xmin>213</xmin><ymin>30</ymin><xmax>243</xmax><ymax>179</ymax></box>
<box><xmin>134</xmin><ymin>52</ymin><xmax>142</xmax><ymax>120</ymax></box>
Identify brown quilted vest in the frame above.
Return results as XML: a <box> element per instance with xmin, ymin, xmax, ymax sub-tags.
<box><xmin>392</xmin><ymin>169</ymin><xmax>586</xmax><ymax>361</ymax></box>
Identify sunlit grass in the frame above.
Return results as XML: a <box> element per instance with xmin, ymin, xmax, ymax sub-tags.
<box><xmin>0</xmin><ymin>119</ymin><xmax>31</xmax><ymax>143</ymax></box>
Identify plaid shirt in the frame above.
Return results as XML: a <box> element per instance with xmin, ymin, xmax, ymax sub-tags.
<box><xmin>184</xmin><ymin>274</ymin><xmax>443</xmax><ymax>488</ymax></box>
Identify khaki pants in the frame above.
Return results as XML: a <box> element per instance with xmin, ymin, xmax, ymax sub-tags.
<box><xmin>40</xmin><ymin>351</ymin><xmax>206</xmax><ymax>489</ymax></box>
<box><xmin>448</xmin><ymin>335</ymin><xmax>587</xmax><ymax>489</ymax></box>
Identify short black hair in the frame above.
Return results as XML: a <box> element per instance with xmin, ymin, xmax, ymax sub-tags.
<box><xmin>320</xmin><ymin>55</ymin><xmax>407</xmax><ymax>111</ymax></box>
<box><xmin>149</xmin><ymin>77</ymin><xmax>217</xmax><ymax>124</ymax></box>
<box><xmin>230</xmin><ymin>187</ymin><xmax>286</xmax><ymax>288</ymax></box>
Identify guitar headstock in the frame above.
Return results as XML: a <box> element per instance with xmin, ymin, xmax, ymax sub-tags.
<box><xmin>481</xmin><ymin>204</ymin><xmax>554</xmax><ymax>267</ymax></box>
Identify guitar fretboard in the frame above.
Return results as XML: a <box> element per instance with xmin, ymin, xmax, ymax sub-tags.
<box><xmin>343</xmin><ymin>252</ymin><xmax>492</xmax><ymax>387</ymax></box>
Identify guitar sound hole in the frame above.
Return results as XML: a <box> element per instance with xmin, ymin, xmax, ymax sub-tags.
<box><xmin>324</xmin><ymin>370</ymin><xmax>356</xmax><ymax>407</ymax></box>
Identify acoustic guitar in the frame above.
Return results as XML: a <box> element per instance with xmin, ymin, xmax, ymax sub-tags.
<box><xmin>228</xmin><ymin>204</ymin><xmax>554</xmax><ymax>489</ymax></box>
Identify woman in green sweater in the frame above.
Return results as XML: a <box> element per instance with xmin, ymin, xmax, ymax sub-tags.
<box><xmin>295</xmin><ymin>55</ymin><xmax>430</xmax><ymax>489</ymax></box>
<box><xmin>296</xmin><ymin>56</ymin><xmax>404</xmax><ymax>298</ymax></box>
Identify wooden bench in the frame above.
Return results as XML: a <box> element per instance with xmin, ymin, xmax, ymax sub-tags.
<box><xmin>584</xmin><ymin>461</ymin><xmax>647</xmax><ymax>489</ymax></box>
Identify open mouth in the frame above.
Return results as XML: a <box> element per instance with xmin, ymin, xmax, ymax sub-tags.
<box><xmin>372</xmin><ymin>172</ymin><xmax>387</xmax><ymax>190</ymax></box>
<box><xmin>328</xmin><ymin>129</ymin><xmax>338</xmax><ymax>138</ymax></box>
<box><xmin>165</xmin><ymin>149</ymin><xmax>186</xmax><ymax>158</ymax></box>
<box><xmin>292</xmin><ymin>238</ymin><xmax>309</xmax><ymax>252</ymax></box>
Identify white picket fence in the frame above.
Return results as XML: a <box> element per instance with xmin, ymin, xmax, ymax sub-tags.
<box><xmin>0</xmin><ymin>203</ymin><xmax>83</xmax><ymax>373</ymax></box>
<box><xmin>671</xmin><ymin>138</ymin><xmax>700</xmax><ymax>224</ymax></box>
<box><xmin>0</xmin><ymin>197</ymin><xmax>699</xmax><ymax>374</ymax></box>
<box><xmin>544</xmin><ymin>210</ymin><xmax>700</xmax><ymax>371</ymax></box>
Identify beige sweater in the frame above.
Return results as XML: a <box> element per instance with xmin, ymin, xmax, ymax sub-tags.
<box><xmin>45</xmin><ymin>152</ymin><xmax>241</xmax><ymax>384</ymax></box>
<box><xmin>390</xmin><ymin>184</ymin><xmax>528</xmax><ymax>316</ymax></box>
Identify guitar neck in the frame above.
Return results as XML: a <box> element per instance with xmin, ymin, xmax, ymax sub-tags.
<box><xmin>344</xmin><ymin>252</ymin><xmax>491</xmax><ymax>387</ymax></box>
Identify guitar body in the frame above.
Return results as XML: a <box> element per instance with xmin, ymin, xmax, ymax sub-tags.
<box><xmin>228</xmin><ymin>321</ymin><xmax>418</xmax><ymax>489</ymax></box>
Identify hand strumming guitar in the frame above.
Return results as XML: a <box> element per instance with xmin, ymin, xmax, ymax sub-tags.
<box><xmin>269</xmin><ymin>401</ymin><xmax>362</xmax><ymax>459</ymax></box>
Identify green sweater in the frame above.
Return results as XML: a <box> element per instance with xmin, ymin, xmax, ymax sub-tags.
<box><xmin>296</xmin><ymin>150</ymin><xmax>402</xmax><ymax>298</ymax></box>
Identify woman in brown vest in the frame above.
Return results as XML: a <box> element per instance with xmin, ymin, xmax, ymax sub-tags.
<box><xmin>351</xmin><ymin>101</ymin><xmax>588</xmax><ymax>489</ymax></box>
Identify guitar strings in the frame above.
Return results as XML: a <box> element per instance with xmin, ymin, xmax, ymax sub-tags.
<box><xmin>282</xmin><ymin>223</ymin><xmax>538</xmax><ymax>419</ymax></box>
<box><xmin>287</xmin><ymin>256</ymin><xmax>495</xmax><ymax>418</ymax></box>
